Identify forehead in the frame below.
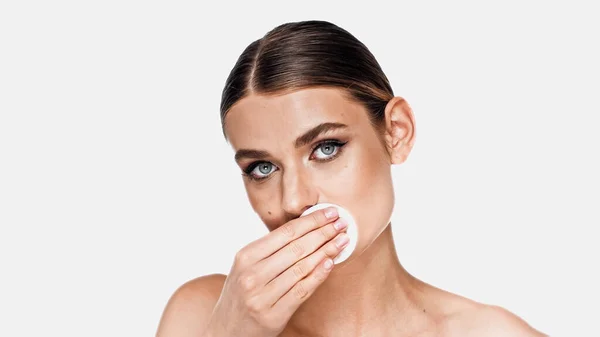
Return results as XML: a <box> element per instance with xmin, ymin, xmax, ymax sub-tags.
<box><xmin>224</xmin><ymin>87</ymin><xmax>368</xmax><ymax>149</ymax></box>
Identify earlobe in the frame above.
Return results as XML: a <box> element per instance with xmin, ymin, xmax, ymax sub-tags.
<box><xmin>384</xmin><ymin>97</ymin><xmax>416</xmax><ymax>165</ymax></box>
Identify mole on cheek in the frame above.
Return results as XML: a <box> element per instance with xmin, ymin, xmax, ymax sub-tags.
<box><xmin>268</xmin><ymin>211</ymin><xmax>272</xmax><ymax>215</ymax></box>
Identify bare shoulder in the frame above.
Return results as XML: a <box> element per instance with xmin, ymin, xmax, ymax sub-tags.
<box><xmin>446</xmin><ymin>303</ymin><xmax>548</xmax><ymax>337</ymax></box>
<box><xmin>156</xmin><ymin>273</ymin><xmax>227</xmax><ymax>337</ymax></box>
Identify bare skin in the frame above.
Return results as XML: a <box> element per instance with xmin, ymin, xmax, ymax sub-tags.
<box><xmin>156</xmin><ymin>87</ymin><xmax>547</xmax><ymax>337</ymax></box>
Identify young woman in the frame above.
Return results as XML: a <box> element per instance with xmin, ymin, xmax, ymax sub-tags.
<box><xmin>157</xmin><ymin>20</ymin><xmax>546</xmax><ymax>337</ymax></box>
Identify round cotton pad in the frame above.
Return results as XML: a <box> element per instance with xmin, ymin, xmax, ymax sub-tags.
<box><xmin>301</xmin><ymin>203</ymin><xmax>358</xmax><ymax>264</ymax></box>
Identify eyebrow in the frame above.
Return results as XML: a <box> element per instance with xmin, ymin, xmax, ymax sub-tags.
<box><xmin>294</xmin><ymin>122</ymin><xmax>348</xmax><ymax>148</ymax></box>
<box><xmin>234</xmin><ymin>122</ymin><xmax>348</xmax><ymax>162</ymax></box>
<box><xmin>234</xmin><ymin>149</ymin><xmax>270</xmax><ymax>162</ymax></box>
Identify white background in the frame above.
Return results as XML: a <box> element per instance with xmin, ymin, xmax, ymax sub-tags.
<box><xmin>1</xmin><ymin>1</ymin><xmax>598</xmax><ymax>336</ymax></box>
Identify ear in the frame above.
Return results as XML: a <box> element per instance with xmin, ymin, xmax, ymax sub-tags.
<box><xmin>383</xmin><ymin>97</ymin><xmax>416</xmax><ymax>164</ymax></box>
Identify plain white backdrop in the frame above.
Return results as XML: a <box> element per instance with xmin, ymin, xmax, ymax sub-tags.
<box><xmin>1</xmin><ymin>1</ymin><xmax>598</xmax><ymax>336</ymax></box>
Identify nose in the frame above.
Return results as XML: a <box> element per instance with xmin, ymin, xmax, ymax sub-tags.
<box><xmin>280</xmin><ymin>166</ymin><xmax>318</xmax><ymax>218</ymax></box>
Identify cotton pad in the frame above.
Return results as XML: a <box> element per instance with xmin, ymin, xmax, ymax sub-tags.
<box><xmin>301</xmin><ymin>203</ymin><xmax>358</xmax><ymax>264</ymax></box>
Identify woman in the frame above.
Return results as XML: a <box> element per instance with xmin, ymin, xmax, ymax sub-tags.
<box><xmin>157</xmin><ymin>20</ymin><xmax>546</xmax><ymax>337</ymax></box>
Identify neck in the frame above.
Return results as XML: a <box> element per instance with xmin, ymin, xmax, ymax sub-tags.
<box><xmin>286</xmin><ymin>224</ymin><xmax>433</xmax><ymax>336</ymax></box>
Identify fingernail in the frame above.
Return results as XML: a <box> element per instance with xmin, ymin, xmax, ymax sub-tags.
<box><xmin>324</xmin><ymin>258</ymin><xmax>333</xmax><ymax>270</ymax></box>
<box><xmin>333</xmin><ymin>219</ymin><xmax>347</xmax><ymax>231</ymax></box>
<box><xmin>335</xmin><ymin>234</ymin><xmax>349</xmax><ymax>248</ymax></box>
<box><xmin>324</xmin><ymin>207</ymin><xmax>338</xmax><ymax>219</ymax></box>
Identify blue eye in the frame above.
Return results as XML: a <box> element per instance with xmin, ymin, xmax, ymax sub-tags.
<box><xmin>311</xmin><ymin>141</ymin><xmax>346</xmax><ymax>160</ymax></box>
<box><xmin>246</xmin><ymin>162</ymin><xmax>277</xmax><ymax>180</ymax></box>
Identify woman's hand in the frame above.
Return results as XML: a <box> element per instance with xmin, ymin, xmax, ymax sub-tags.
<box><xmin>202</xmin><ymin>207</ymin><xmax>349</xmax><ymax>337</ymax></box>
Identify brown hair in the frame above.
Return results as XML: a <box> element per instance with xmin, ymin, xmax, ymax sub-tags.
<box><xmin>220</xmin><ymin>20</ymin><xmax>394</xmax><ymax>135</ymax></box>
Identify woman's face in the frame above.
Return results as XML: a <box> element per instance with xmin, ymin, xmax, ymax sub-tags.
<box><xmin>224</xmin><ymin>87</ymin><xmax>404</xmax><ymax>261</ymax></box>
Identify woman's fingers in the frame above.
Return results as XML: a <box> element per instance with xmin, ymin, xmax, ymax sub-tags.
<box><xmin>241</xmin><ymin>207</ymin><xmax>340</xmax><ymax>263</ymax></box>
<box><xmin>262</xmin><ymin>232</ymin><xmax>350</xmax><ymax>308</ymax></box>
<box><xmin>269</xmin><ymin>241</ymin><xmax>345</xmax><ymax>316</ymax></box>
<box><xmin>258</xmin><ymin>217</ymin><xmax>347</xmax><ymax>283</ymax></box>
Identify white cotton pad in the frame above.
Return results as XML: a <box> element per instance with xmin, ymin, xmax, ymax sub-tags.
<box><xmin>301</xmin><ymin>203</ymin><xmax>358</xmax><ymax>264</ymax></box>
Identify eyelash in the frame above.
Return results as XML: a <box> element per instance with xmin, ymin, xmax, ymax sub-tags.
<box><xmin>242</xmin><ymin>140</ymin><xmax>348</xmax><ymax>181</ymax></box>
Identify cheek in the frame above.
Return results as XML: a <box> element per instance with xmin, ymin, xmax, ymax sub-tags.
<box><xmin>322</xmin><ymin>142</ymin><xmax>394</xmax><ymax>245</ymax></box>
<box><xmin>245</xmin><ymin>181</ymin><xmax>283</xmax><ymax>232</ymax></box>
